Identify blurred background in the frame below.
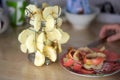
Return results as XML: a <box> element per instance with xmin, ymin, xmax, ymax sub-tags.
<box><xmin>37</xmin><ymin>0</ymin><xmax>120</xmax><ymax>14</ymax></box>
<box><xmin>0</xmin><ymin>0</ymin><xmax>120</xmax><ymax>33</ymax></box>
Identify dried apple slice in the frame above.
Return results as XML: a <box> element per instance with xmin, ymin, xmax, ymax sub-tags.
<box><xmin>57</xmin><ymin>42</ymin><xmax>62</xmax><ymax>53</ymax></box>
<box><xmin>26</xmin><ymin>34</ymin><xmax>36</xmax><ymax>53</ymax></box>
<box><xmin>25</xmin><ymin>4</ymin><xmax>40</xmax><ymax>17</ymax></box>
<box><xmin>52</xmin><ymin>6</ymin><xmax>61</xmax><ymax>18</ymax></box>
<box><xmin>63</xmin><ymin>58</ymin><xmax>74</xmax><ymax>67</ymax></box>
<box><xmin>44</xmin><ymin>46</ymin><xmax>57</xmax><ymax>62</ymax></box>
<box><xmin>58</xmin><ymin>29</ymin><xmax>70</xmax><ymax>44</ymax></box>
<box><xmin>30</xmin><ymin>14</ymin><xmax>42</xmax><ymax>31</ymax></box>
<box><xmin>18</xmin><ymin>28</ymin><xmax>35</xmax><ymax>44</ymax></box>
<box><xmin>73</xmin><ymin>50</ymin><xmax>80</xmax><ymax>61</ymax></box>
<box><xmin>46</xmin><ymin>28</ymin><xmax>62</xmax><ymax>41</ymax></box>
<box><xmin>44</xmin><ymin>39</ymin><xmax>53</xmax><ymax>46</ymax></box>
<box><xmin>43</xmin><ymin>6</ymin><xmax>52</xmax><ymax>20</ymax></box>
<box><xmin>56</xmin><ymin>18</ymin><xmax>62</xmax><ymax>27</ymax></box>
<box><xmin>20</xmin><ymin>44</ymin><xmax>27</xmax><ymax>53</ymax></box>
<box><xmin>43</xmin><ymin>6</ymin><xmax>61</xmax><ymax>19</ymax></box>
<box><xmin>52</xmin><ymin>41</ymin><xmax>62</xmax><ymax>53</ymax></box>
<box><xmin>37</xmin><ymin>32</ymin><xmax>45</xmax><ymax>52</ymax></box>
<box><xmin>83</xmin><ymin>64</ymin><xmax>93</xmax><ymax>70</ymax></box>
<box><xmin>34</xmin><ymin>51</ymin><xmax>45</xmax><ymax>66</ymax></box>
<box><xmin>45</xmin><ymin>15</ymin><xmax>55</xmax><ymax>32</ymax></box>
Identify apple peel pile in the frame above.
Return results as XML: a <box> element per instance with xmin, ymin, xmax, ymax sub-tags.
<box><xmin>61</xmin><ymin>47</ymin><xmax>120</xmax><ymax>74</ymax></box>
<box><xmin>18</xmin><ymin>4</ymin><xmax>70</xmax><ymax>66</ymax></box>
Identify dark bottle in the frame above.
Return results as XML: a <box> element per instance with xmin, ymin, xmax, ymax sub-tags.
<box><xmin>101</xmin><ymin>1</ymin><xmax>115</xmax><ymax>14</ymax></box>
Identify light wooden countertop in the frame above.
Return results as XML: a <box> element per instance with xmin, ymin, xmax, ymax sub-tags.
<box><xmin>0</xmin><ymin>22</ymin><xmax>120</xmax><ymax>80</ymax></box>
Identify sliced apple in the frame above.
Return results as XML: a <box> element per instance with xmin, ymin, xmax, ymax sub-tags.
<box><xmin>43</xmin><ymin>6</ymin><xmax>52</xmax><ymax>20</ymax></box>
<box><xmin>25</xmin><ymin>4</ymin><xmax>40</xmax><ymax>17</ymax></box>
<box><xmin>45</xmin><ymin>15</ymin><xmax>55</xmax><ymax>32</ymax></box>
<box><xmin>52</xmin><ymin>6</ymin><xmax>61</xmax><ymax>18</ymax></box>
<box><xmin>34</xmin><ymin>51</ymin><xmax>45</xmax><ymax>66</ymax></box>
<box><xmin>37</xmin><ymin>32</ymin><xmax>45</xmax><ymax>52</ymax></box>
<box><xmin>18</xmin><ymin>28</ymin><xmax>35</xmax><ymax>44</ymax></box>
<box><xmin>56</xmin><ymin>18</ymin><xmax>62</xmax><ymax>27</ymax></box>
<box><xmin>44</xmin><ymin>46</ymin><xmax>57</xmax><ymax>62</ymax></box>
<box><xmin>20</xmin><ymin>44</ymin><xmax>27</xmax><ymax>53</ymax></box>
<box><xmin>46</xmin><ymin>28</ymin><xmax>62</xmax><ymax>41</ymax></box>
<box><xmin>58</xmin><ymin>29</ymin><xmax>70</xmax><ymax>44</ymax></box>
<box><xmin>25</xmin><ymin>34</ymin><xmax>36</xmax><ymax>53</ymax></box>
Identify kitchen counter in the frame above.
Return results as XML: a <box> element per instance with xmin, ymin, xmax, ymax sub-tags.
<box><xmin>0</xmin><ymin>22</ymin><xmax>120</xmax><ymax>80</ymax></box>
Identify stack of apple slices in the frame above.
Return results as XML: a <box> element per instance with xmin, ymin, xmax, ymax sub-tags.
<box><xmin>18</xmin><ymin>4</ymin><xmax>70</xmax><ymax>66</ymax></box>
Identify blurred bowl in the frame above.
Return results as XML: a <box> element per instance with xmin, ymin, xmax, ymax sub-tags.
<box><xmin>65</xmin><ymin>7</ymin><xmax>100</xmax><ymax>30</ymax></box>
<box><xmin>97</xmin><ymin>13</ymin><xmax>120</xmax><ymax>24</ymax></box>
